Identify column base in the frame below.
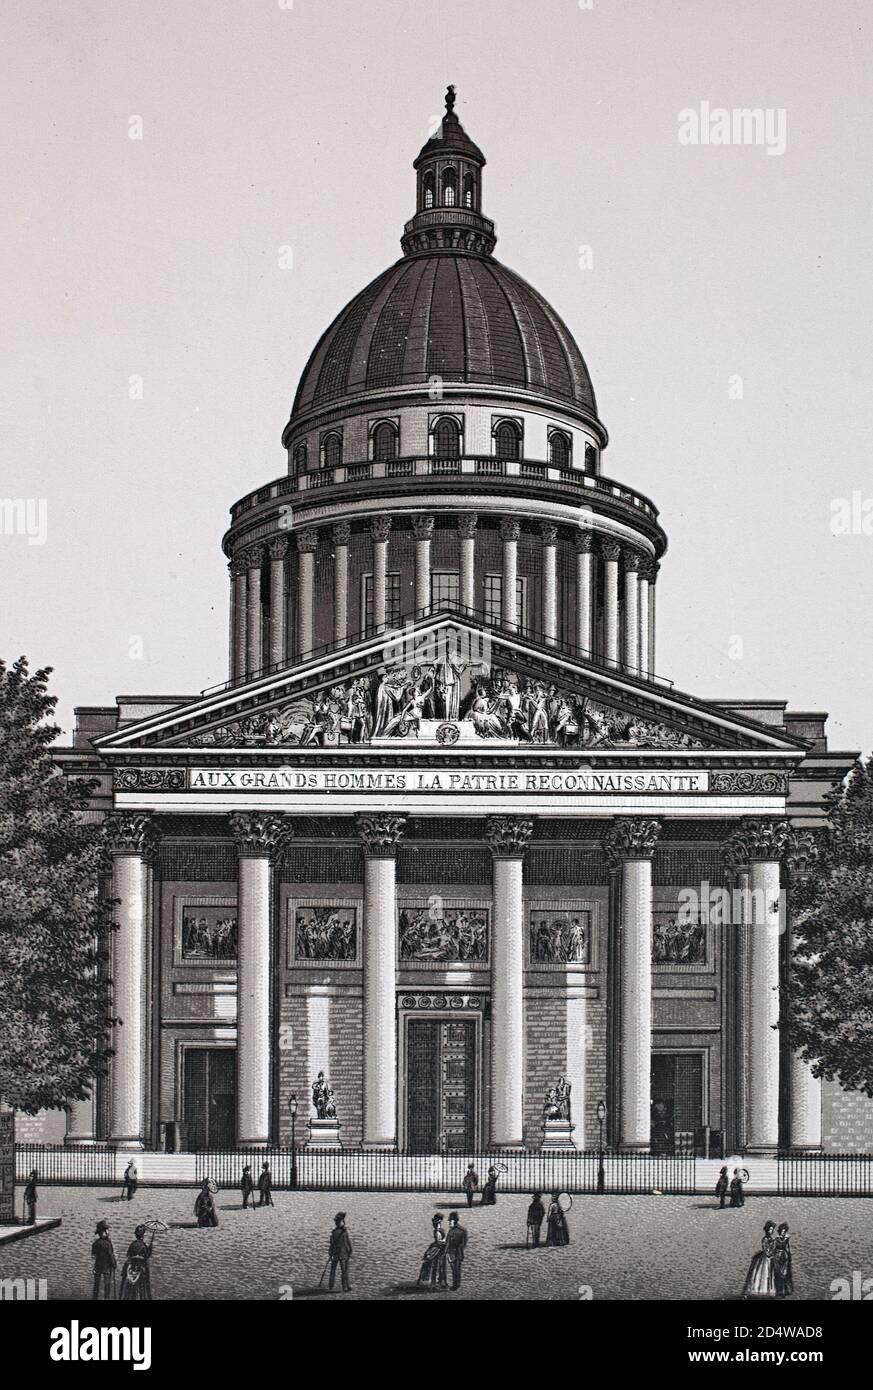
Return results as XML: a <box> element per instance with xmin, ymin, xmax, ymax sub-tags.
<box><xmin>744</xmin><ymin>1143</ymin><xmax>779</xmax><ymax>1156</ymax></box>
<box><xmin>64</xmin><ymin>1136</ymin><xmax>98</xmax><ymax>1147</ymax></box>
<box><xmin>109</xmin><ymin>1139</ymin><xmax>146</xmax><ymax>1152</ymax></box>
<box><xmin>361</xmin><ymin>1139</ymin><xmax>397</xmax><ymax>1151</ymax></box>
<box><xmin>237</xmin><ymin>1139</ymin><xmax>270</xmax><ymax>1150</ymax></box>
<box><xmin>488</xmin><ymin>1139</ymin><xmax>526</xmax><ymax>1151</ymax></box>
<box><xmin>788</xmin><ymin>1144</ymin><xmax>822</xmax><ymax>1154</ymax></box>
<box><xmin>618</xmin><ymin>1142</ymin><xmax>651</xmax><ymax>1153</ymax></box>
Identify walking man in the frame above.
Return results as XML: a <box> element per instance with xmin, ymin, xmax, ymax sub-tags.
<box><xmin>257</xmin><ymin>1161</ymin><xmax>273</xmax><ymax>1208</ymax></box>
<box><xmin>462</xmin><ymin>1163</ymin><xmax>479</xmax><ymax>1209</ymax></box>
<box><xmin>445</xmin><ymin>1212</ymin><xmax>467</xmax><ymax>1291</ymax></box>
<box><xmin>526</xmin><ymin>1192</ymin><xmax>545</xmax><ymax>1247</ymax></box>
<box><xmin>91</xmin><ymin>1220</ymin><xmax>116</xmax><ymax>1300</ymax></box>
<box><xmin>715</xmin><ymin>1165</ymin><xmax>729</xmax><ymax>1209</ymax></box>
<box><xmin>328</xmin><ymin>1211</ymin><xmax>352</xmax><ymax>1292</ymax></box>
<box><xmin>121</xmin><ymin>1160</ymin><xmax>138</xmax><ymax>1202</ymax></box>
<box><xmin>241</xmin><ymin>1164</ymin><xmax>255</xmax><ymax>1209</ymax></box>
<box><xmin>729</xmin><ymin>1168</ymin><xmax>746</xmax><ymax>1209</ymax></box>
<box><xmin>23</xmin><ymin>1169</ymin><xmax>38</xmax><ymax>1225</ymax></box>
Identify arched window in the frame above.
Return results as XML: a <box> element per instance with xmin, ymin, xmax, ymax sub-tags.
<box><xmin>494</xmin><ymin>419</ymin><xmax>522</xmax><ymax>461</ymax></box>
<box><xmin>372</xmin><ymin>421</ymin><xmax>398</xmax><ymax>462</ymax></box>
<box><xmin>433</xmin><ymin>416</ymin><xmax>461</xmax><ymax>459</ymax></box>
<box><xmin>441</xmin><ymin>167</ymin><xmax>457</xmax><ymax>207</ymax></box>
<box><xmin>322</xmin><ymin>432</ymin><xmax>343</xmax><ymax>469</ymax></box>
<box><xmin>584</xmin><ymin>442</ymin><xmax>597</xmax><ymax>472</ymax></box>
<box><xmin>293</xmin><ymin>442</ymin><xmax>308</xmax><ymax>474</ymax></box>
<box><xmin>549</xmin><ymin>431</ymin><xmax>571</xmax><ymax>469</ymax></box>
<box><xmin>423</xmin><ymin>171</ymin><xmax>435</xmax><ymax>209</ymax></box>
<box><xmin>463</xmin><ymin>173</ymin><xmax>475</xmax><ymax>209</ymax></box>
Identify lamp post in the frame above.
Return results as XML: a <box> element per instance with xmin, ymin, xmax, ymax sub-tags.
<box><xmin>288</xmin><ymin>1093</ymin><xmax>298</xmax><ymax>1191</ymax></box>
<box><xmin>596</xmin><ymin>1100</ymin><xmax>607</xmax><ymax>1195</ymax></box>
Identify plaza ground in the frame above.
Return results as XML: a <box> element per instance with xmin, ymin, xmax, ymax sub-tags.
<box><xmin>1</xmin><ymin>1184</ymin><xmax>871</xmax><ymax>1301</ymax></box>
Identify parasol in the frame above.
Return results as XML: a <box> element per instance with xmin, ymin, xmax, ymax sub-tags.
<box><xmin>557</xmin><ymin>1191</ymin><xmax>573</xmax><ymax>1213</ymax></box>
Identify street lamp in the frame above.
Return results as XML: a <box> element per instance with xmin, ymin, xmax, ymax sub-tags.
<box><xmin>596</xmin><ymin>1100</ymin><xmax>607</xmax><ymax>1195</ymax></box>
<box><xmin>288</xmin><ymin>1093</ymin><xmax>298</xmax><ymax>1191</ymax></box>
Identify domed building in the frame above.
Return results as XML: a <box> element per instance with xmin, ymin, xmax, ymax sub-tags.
<box><xmin>56</xmin><ymin>91</ymin><xmax>864</xmax><ymax>1162</ymax></box>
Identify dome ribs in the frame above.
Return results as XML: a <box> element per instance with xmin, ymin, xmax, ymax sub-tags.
<box><xmin>311</xmin><ymin>267</ymin><xmax>396</xmax><ymax>406</ymax></box>
<box><xmin>347</xmin><ymin>259</ymin><xmax>416</xmax><ymax>394</ymax></box>
<box><xmin>456</xmin><ymin>256</ymin><xmax>494</xmax><ymax>382</ymax></box>
<box><xmin>403</xmin><ymin>255</ymin><xmax>440</xmax><ymax>384</ymax></box>
<box><xmin>477</xmin><ymin>257</ymin><xmax>528</xmax><ymax>392</ymax></box>
<box><xmin>358</xmin><ymin>258</ymin><xmax>424</xmax><ymax>393</ymax></box>
<box><xmin>507</xmin><ymin>267</ymin><xmax>596</xmax><ymax>413</ymax></box>
<box><xmin>425</xmin><ymin>255</ymin><xmax>467</xmax><ymax>383</ymax></box>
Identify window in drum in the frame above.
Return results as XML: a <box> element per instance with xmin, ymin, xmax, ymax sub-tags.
<box><xmin>433</xmin><ymin>415</ymin><xmax>461</xmax><ymax>459</ymax></box>
<box><xmin>484</xmin><ymin>573</ymin><xmax>526</xmax><ymax>626</ymax></box>
<box><xmin>372</xmin><ymin>420</ymin><xmax>398</xmax><ymax>461</ymax></box>
<box><xmin>363</xmin><ymin>572</ymin><xmax>401</xmax><ymax>629</ymax></box>
<box><xmin>322</xmin><ymin>431</ymin><xmax>343</xmax><ymax>469</ymax></box>
<box><xmin>493</xmin><ymin>419</ymin><xmax>522</xmax><ymax>461</ymax></box>
<box><xmin>548</xmin><ymin>430</ymin><xmax>571</xmax><ymax>469</ymax></box>
<box><xmin>430</xmin><ymin>571</ymin><xmax>460</xmax><ymax>611</ymax></box>
<box><xmin>441</xmin><ymin>166</ymin><xmax>457</xmax><ymax>206</ymax></box>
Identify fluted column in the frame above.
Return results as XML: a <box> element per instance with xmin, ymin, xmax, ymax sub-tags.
<box><xmin>602</xmin><ymin>539</ymin><xmax>621</xmax><ymax>669</ymax></box>
<box><xmin>638</xmin><ymin>559</ymin><xmax>651</xmax><ymax>679</ymax></box>
<box><xmin>605</xmin><ymin>818</ymin><xmax>661</xmax><ymax>1150</ymax></box>
<box><xmin>540</xmin><ymin>523</ymin><xmax>558</xmax><ymax>645</ymax></box>
<box><xmin>371</xmin><ymin>516</ymin><xmax>391</xmax><ymax>631</ymax></box>
<box><xmin>231</xmin><ymin>556</ymin><xmax>247</xmax><ymax>681</ymax></box>
<box><xmin>648</xmin><ymin>562</ymin><xmax>658</xmax><ymax>675</ymax></box>
<box><xmin>333</xmin><ymin>521</ymin><xmax>350</xmax><ymax>645</ymax></box>
<box><xmin>296</xmin><ymin>528</ymin><xmax>318</xmax><ymax>658</ymax></box>
<box><xmin>623</xmin><ymin>549</ymin><xmax>641</xmax><ymax>674</ymax></box>
<box><xmin>727</xmin><ymin>820</ymin><xmax>790</xmax><ymax>1153</ymax></box>
<box><xmin>65</xmin><ymin>1093</ymin><xmax>97</xmax><ymax>1146</ymax></box>
<box><xmin>500</xmin><ymin>518</ymin><xmax>520</xmax><ymax>630</ymax></box>
<box><xmin>268</xmin><ymin>537</ymin><xmax>289</xmax><ymax>670</ymax></box>
<box><xmin>785</xmin><ymin>830</ymin><xmax>823</xmax><ymax>1151</ymax></box>
<box><xmin>485</xmin><ymin>816</ymin><xmax>534</xmax><ymax>1147</ymax></box>
<box><xmin>574</xmin><ymin>529</ymin><xmax>594</xmax><ymax>655</ymax></box>
<box><xmin>458</xmin><ymin>512</ymin><xmax>477</xmax><ymax>612</ymax></box>
<box><xmin>106</xmin><ymin>814</ymin><xmax>155</xmax><ymax>1150</ymax></box>
<box><xmin>245</xmin><ymin>544</ymin><xmax>265</xmax><ymax>678</ymax></box>
<box><xmin>358</xmin><ymin>814</ymin><xmax>406</xmax><ymax>1147</ymax></box>
<box><xmin>230</xmin><ymin>813</ymin><xmax>290</xmax><ymax>1148</ymax></box>
<box><xmin>413</xmin><ymin>514</ymin><xmax>435</xmax><ymax>613</ymax></box>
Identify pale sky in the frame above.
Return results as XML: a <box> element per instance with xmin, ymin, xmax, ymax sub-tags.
<box><xmin>2</xmin><ymin>0</ymin><xmax>871</xmax><ymax>755</ymax></box>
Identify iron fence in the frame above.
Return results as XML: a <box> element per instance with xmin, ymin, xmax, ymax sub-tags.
<box><xmin>777</xmin><ymin>1153</ymin><xmax>873</xmax><ymax>1197</ymax></box>
<box><xmin>15</xmin><ymin>1142</ymin><xmax>117</xmax><ymax>1186</ymax></box>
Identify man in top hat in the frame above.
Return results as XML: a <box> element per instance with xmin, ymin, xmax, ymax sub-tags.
<box><xmin>445</xmin><ymin>1212</ymin><xmax>468</xmax><ymax>1291</ymax></box>
<box><xmin>462</xmin><ymin>1163</ymin><xmax>479</xmax><ymax>1208</ymax></box>
<box><xmin>526</xmin><ymin>1192</ymin><xmax>545</xmax><ymax>1247</ymax></box>
<box><xmin>91</xmin><ymin>1220</ymin><xmax>116</xmax><ymax>1300</ymax></box>
<box><xmin>257</xmin><ymin>1160</ymin><xmax>273</xmax><ymax>1208</ymax></box>
<box><xmin>240</xmin><ymin>1164</ymin><xmax>255</xmax><ymax>1209</ymax></box>
<box><xmin>23</xmin><ymin>1169</ymin><xmax>38</xmax><ymax>1225</ymax></box>
<box><xmin>328</xmin><ymin>1212</ymin><xmax>352</xmax><ymax>1292</ymax></box>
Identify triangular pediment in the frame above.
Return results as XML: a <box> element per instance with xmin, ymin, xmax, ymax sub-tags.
<box><xmin>96</xmin><ymin>614</ymin><xmax>806</xmax><ymax>757</ymax></box>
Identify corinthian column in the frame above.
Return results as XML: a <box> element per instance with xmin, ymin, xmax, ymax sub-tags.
<box><xmin>245</xmin><ymin>544</ymin><xmax>265</xmax><ymax>678</ymax></box>
<box><xmin>622</xmin><ymin>549</ymin><xmax>641</xmax><ymax>674</ymax></box>
<box><xmin>785</xmin><ymin>830</ymin><xmax>823</xmax><ymax>1151</ymax></box>
<box><xmin>106</xmin><ymin>813</ymin><xmax>155</xmax><ymax>1150</ymax></box>
<box><xmin>332</xmin><ymin>521</ymin><xmax>350</xmax><ymax>645</ymax></box>
<box><xmin>485</xmin><ymin>816</ymin><xmax>534</xmax><ymax>1147</ymax></box>
<box><xmin>358</xmin><ymin>814</ymin><xmax>406</xmax><ymax>1147</ymax></box>
<box><xmin>602</xmin><ymin>539</ymin><xmax>621</xmax><ymax>669</ymax></box>
<box><xmin>231</xmin><ymin>556</ymin><xmax>247</xmax><ymax>681</ymax></box>
<box><xmin>296</xmin><ymin>528</ymin><xmax>318</xmax><ymax>658</ymax></box>
<box><xmin>574</xmin><ymin>529</ymin><xmax>594</xmax><ymax>655</ymax></box>
<box><xmin>458</xmin><ymin>512</ymin><xmax>477</xmax><ymax>612</ymax></box>
<box><xmin>230</xmin><ymin>813</ymin><xmax>291</xmax><ymax>1148</ymax></box>
<box><xmin>268</xmin><ymin>537</ymin><xmax>289</xmax><ymax>670</ymax></box>
<box><xmin>648</xmin><ymin>561</ymin><xmax>658</xmax><ymax>675</ymax></box>
<box><xmin>500</xmin><ymin>518</ymin><xmax>520</xmax><ymax>630</ymax></box>
<box><xmin>604</xmin><ymin>817</ymin><xmax>661</xmax><ymax>1150</ymax></box>
<box><xmin>540</xmin><ymin>523</ymin><xmax>558</xmax><ymax>645</ymax></box>
<box><xmin>370</xmin><ymin>516</ymin><xmax>392</xmax><ymax>631</ymax></box>
<box><xmin>413</xmin><ymin>514</ymin><xmax>435</xmax><ymax>613</ymax></box>
<box><xmin>638</xmin><ymin>559</ymin><xmax>652</xmax><ymax>679</ymax></box>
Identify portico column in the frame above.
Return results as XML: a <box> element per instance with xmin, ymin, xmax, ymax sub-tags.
<box><xmin>786</xmin><ymin>831</ymin><xmax>823</xmax><ymax>1151</ymax></box>
<box><xmin>638</xmin><ymin>559</ymin><xmax>651</xmax><ymax>678</ymax></box>
<box><xmin>65</xmin><ymin>1093</ymin><xmax>97</xmax><ymax>1146</ymax></box>
<box><xmin>413</xmin><ymin>514</ymin><xmax>435</xmax><ymax>613</ymax></box>
<box><xmin>358</xmin><ymin>814</ymin><xmax>406</xmax><ymax>1148</ymax></box>
<box><xmin>268</xmin><ymin>537</ymin><xmax>289</xmax><ymax>670</ymax></box>
<box><xmin>231</xmin><ymin>556</ymin><xmax>247</xmax><ymax>681</ymax></box>
<box><xmin>602</xmin><ymin>539</ymin><xmax>621</xmax><ymax>669</ymax></box>
<box><xmin>500</xmin><ymin>518</ymin><xmax>520</xmax><ymax>630</ymax></box>
<box><xmin>245</xmin><ymin>544</ymin><xmax>265</xmax><ymax>678</ymax></box>
<box><xmin>574</xmin><ymin>529</ymin><xmax>594</xmax><ymax>654</ymax></box>
<box><xmin>106</xmin><ymin>813</ymin><xmax>155</xmax><ymax>1150</ymax></box>
<box><xmin>332</xmin><ymin>521</ymin><xmax>350</xmax><ymax>645</ymax></box>
<box><xmin>230</xmin><ymin>813</ymin><xmax>290</xmax><ymax>1148</ymax></box>
<box><xmin>622</xmin><ymin>550</ymin><xmax>641</xmax><ymax>673</ymax></box>
<box><xmin>605</xmin><ymin>818</ymin><xmax>661</xmax><ymax>1150</ymax></box>
<box><xmin>540</xmin><ymin>523</ymin><xmax>558</xmax><ymax>645</ymax></box>
<box><xmin>458</xmin><ymin>512</ymin><xmax>477</xmax><ymax>612</ymax></box>
<box><xmin>727</xmin><ymin>819</ymin><xmax>790</xmax><ymax>1153</ymax></box>
<box><xmin>648</xmin><ymin>562</ymin><xmax>658</xmax><ymax>675</ymax></box>
<box><xmin>485</xmin><ymin>816</ymin><xmax>534</xmax><ymax>1147</ymax></box>
<box><xmin>371</xmin><ymin>516</ymin><xmax>392</xmax><ymax>631</ymax></box>
<box><xmin>296</xmin><ymin>528</ymin><xmax>318</xmax><ymax>658</ymax></box>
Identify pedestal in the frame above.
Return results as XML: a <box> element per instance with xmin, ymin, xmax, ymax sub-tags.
<box><xmin>307</xmin><ymin>1118</ymin><xmax>343</xmax><ymax>1150</ymax></box>
<box><xmin>541</xmin><ymin>1119</ymin><xmax>577</xmax><ymax>1151</ymax></box>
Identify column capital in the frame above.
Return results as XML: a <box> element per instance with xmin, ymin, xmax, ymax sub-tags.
<box><xmin>229</xmin><ymin>811</ymin><xmax>293</xmax><ymax>859</ymax></box>
<box><xmin>574</xmin><ymin>528</ymin><xmax>596</xmax><ymax>553</ymax></box>
<box><xmin>622</xmin><ymin>547</ymin><xmax>642</xmax><ymax>573</ymax></box>
<box><xmin>242</xmin><ymin>542</ymin><xmax>266</xmax><ymax>569</ymax></box>
<box><xmin>412</xmin><ymin>514</ymin><xmax>435</xmax><ymax>541</ymax></box>
<box><xmin>601</xmin><ymin>538</ymin><xmax>622</xmax><ymax>564</ymax></box>
<box><xmin>332</xmin><ymin>520</ymin><xmax>352</xmax><ymax>546</ymax></box>
<box><xmin>296</xmin><ymin>528</ymin><xmax>319</xmax><ymax>555</ymax></box>
<box><xmin>638</xmin><ymin>556</ymin><xmax>656</xmax><ymax>582</ymax></box>
<box><xmin>104</xmin><ymin>812</ymin><xmax>156</xmax><ymax>860</ymax></box>
<box><xmin>725</xmin><ymin>818</ymin><xmax>791</xmax><ymax>867</ymax></box>
<box><xmin>603</xmin><ymin>817</ymin><xmax>661</xmax><ymax>868</ymax></box>
<box><xmin>784</xmin><ymin>827</ymin><xmax>822</xmax><ymax>883</ymax></box>
<box><xmin>457</xmin><ymin>511</ymin><xmax>478</xmax><ymax>539</ymax></box>
<box><xmin>230</xmin><ymin>554</ymin><xmax>248</xmax><ymax>578</ymax></box>
<box><xmin>267</xmin><ymin>536</ymin><xmax>289</xmax><ymax>562</ymax></box>
<box><xmin>485</xmin><ymin>815</ymin><xmax>534</xmax><ymax>857</ymax></box>
<box><xmin>370</xmin><ymin>516</ymin><xmax>392</xmax><ymax>543</ymax></box>
<box><xmin>539</xmin><ymin>522</ymin><xmax>558</xmax><ymax>546</ymax></box>
<box><xmin>357</xmin><ymin>812</ymin><xmax>406</xmax><ymax>856</ymax></box>
<box><xmin>499</xmin><ymin>517</ymin><xmax>521</xmax><ymax>544</ymax></box>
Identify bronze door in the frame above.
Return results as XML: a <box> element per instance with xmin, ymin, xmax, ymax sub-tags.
<box><xmin>406</xmin><ymin>1019</ymin><xmax>476</xmax><ymax>1153</ymax></box>
<box><xmin>183</xmin><ymin>1048</ymin><xmax>236</xmax><ymax>1151</ymax></box>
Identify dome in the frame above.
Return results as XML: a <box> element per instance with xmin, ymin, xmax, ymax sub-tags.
<box><xmin>290</xmin><ymin>252</ymin><xmax>598</xmax><ymax>421</ymax></box>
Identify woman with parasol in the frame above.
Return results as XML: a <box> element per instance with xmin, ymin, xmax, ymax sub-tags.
<box><xmin>194</xmin><ymin>1177</ymin><xmax>219</xmax><ymax>1228</ymax></box>
<box><xmin>119</xmin><ymin>1221</ymin><xmax>166</xmax><ymax>1300</ymax></box>
<box><xmin>545</xmin><ymin>1192</ymin><xmax>571</xmax><ymax>1246</ymax></box>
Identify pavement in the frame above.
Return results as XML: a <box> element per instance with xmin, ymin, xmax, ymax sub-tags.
<box><xmin>0</xmin><ymin>1184</ymin><xmax>870</xmax><ymax>1300</ymax></box>
<box><xmin>0</xmin><ymin>1218</ymin><xmax>62</xmax><ymax>1247</ymax></box>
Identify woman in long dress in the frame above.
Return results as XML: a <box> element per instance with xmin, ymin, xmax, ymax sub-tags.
<box><xmin>194</xmin><ymin>1180</ymin><xmax>219</xmax><ymax>1228</ymax></box>
<box><xmin>545</xmin><ymin>1194</ymin><xmax>570</xmax><ymax>1246</ymax></box>
<box><xmin>742</xmin><ymin>1221</ymin><xmax>778</xmax><ymax>1299</ymax></box>
<box><xmin>418</xmin><ymin>1214</ymin><xmax>447</xmax><ymax>1288</ymax></box>
<box><xmin>774</xmin><ymin>1223</ymin><xmax>794</xmax><ymax>1298</ymax></box>
<box><xmin>119</xmin><ymin>1225</ymin><xmax>153</xmax><ymax>1301</ymax></box>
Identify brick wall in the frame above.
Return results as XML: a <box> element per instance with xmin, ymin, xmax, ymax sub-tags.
<box><xmin>822</xmin><ymin>1079</ymin><xmax>873</xmax><ymax>1152</ymax></box>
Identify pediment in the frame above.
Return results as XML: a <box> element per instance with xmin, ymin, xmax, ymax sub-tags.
<box><xmin>96</xmin><ymin>615</ymin><xmax>806</xmax><ymax>757</ymax></box>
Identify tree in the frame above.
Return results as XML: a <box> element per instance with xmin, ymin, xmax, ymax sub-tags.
<box><xmin>0</xmin><ymin>656</ymin><xmax>114</xmax><ymax>1113</ymax></box>
<box><xmin>787</xmin><ymin>755</ymin><xmax>873</xmax><ymax>1097</ymax></box>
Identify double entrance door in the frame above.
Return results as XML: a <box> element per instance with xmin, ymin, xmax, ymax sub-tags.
<box><xmin>183</xmin><ymin>1048</ymin><xmax>236</xmax><ymax>1151</ymax></box>
<box><xmin>406</xmin><ymin>1019</ymin><xmax>477</xmax><ymax>1153</ymax></box>
<box><xmin>651</xmin><ymin>1053</ymin><xmax>704</xmax><ymax>1153</ymax></box>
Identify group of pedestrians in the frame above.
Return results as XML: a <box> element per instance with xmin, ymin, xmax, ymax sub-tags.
<box><xmin>742</xmin><ymin>1221</ymin><xmax>794</xmax><ymax>1299</ymax></box>
<box><xmin>525</xmin><ymin>1192</ymin><xmax>570</xmax><ymax>1247</ymax></box>
<box><xmin>91</xmin><ymin>1220</ymin><xmax>156</xmax><ymax>1301</ymax></box>
<box><xmin>714</xmin><ymin>1166</ymin><xmax>747</xmax><ymax>1208</ymax></box>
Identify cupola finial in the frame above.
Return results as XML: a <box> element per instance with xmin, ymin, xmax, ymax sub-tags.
<box><xmin>445</xmin><ymin>84</ymin><xmax>456</xmax><ymax>114</ymax></box>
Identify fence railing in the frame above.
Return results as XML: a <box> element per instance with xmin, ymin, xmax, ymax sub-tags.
<box><xmin>15</xmin><ymin>1143</ymin><xmax>117</xmax><ymax>1186</ymax></box>
<box><xmin>777</xmin><ymin>1154</ymin><xmax>873</xmax><ymax>1197</ymax></box>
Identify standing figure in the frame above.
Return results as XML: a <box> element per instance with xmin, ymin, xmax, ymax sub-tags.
<box><xmin>91</xmin><ymin>1220</ymin><xmax>116</xmax><ymax>1300</ymax></box>
<box><xmin>729</xmin><ymin>1168</ymin><xmax>746</xmax><ymax>1208</ymax></box>
<box><xmin>715</xmin><ymin>1166</ymin><xmax>729</xmax><ymax>1209</ymax></box>
<box><xmin>526</xmin><ymin>1192</ymin><xmax>545</xmax><ymax>1247</ymax></box>
<box><xmin>445</xmin><ymin>1212</ymin><xmax>468</xmax><ymax>1291</ymax></box>
<box><xmin>432</xmin><ymin>654</ymin><xmax>469</xmax><ymax>721</ymax></box>
<box><xmin>257</xmin><ymin>1161</ymin><xmax>274</xmax><ymax>1207</ymax></box>
<box><xmin>418</xmin><ymin>1213</ymin><xmax>448</xmax><ymax>1288</ymax></box>
<box><xmin>121</xmin><ymin>1161</ymin><xmax>138</xmax><ymax>1202</ymax></box>
<box><xmin>774</xmin><ymin>1223</ymin><xmax>794</xmax><ymax>1298</ymax></box>
<box><xmin>481</xmin><ymin>1165</ymin><xmax>499</xmax><ymax>1205</ymax></box>
<box><xmin>546</xmin><ymin>1193</ymin><xmax>570</xmax><ymax>1246</ymax></box>
<box><xmin>194</xmin><ymin>1179</ymin><xmax>218</xmax><ymax>1228</ymax></box>
<box><xmin>119</xmin><ymin>1225</ymin><xmax>153</xmax><ymax>1301</ymax></box>
<box><xmin>23</xmin><ymin>1169</ymin><xmax>38</xmax><ymax>1225</ymax></box>
<box><xmin>328</xmin><ymin>1211</ymin><xmax>352</xmax><ymax>1292</ymax></box>
<box><xmin>742</xmin><ymin>1221</ymin><xmax>778</xmax><ymax>1300</ymax></box>
<box><xmin>312</xmin><ymin>1071</ymin><xmax>328</xmax><ymax>1119</ymax></box>
<box><xmin>462</xmin><ymin>1163</ymin><xmax>479</xmax><ymax>1208</ymax></box>
<box><xmin>240</xmin><ymin>1164</ymin><xmax>255</xmax><ymax>1209</ymax></box>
